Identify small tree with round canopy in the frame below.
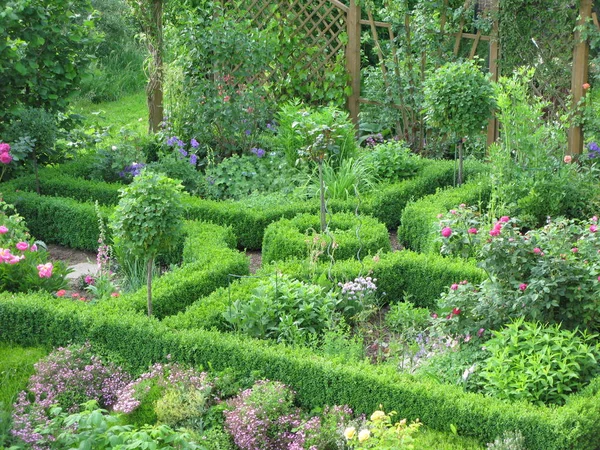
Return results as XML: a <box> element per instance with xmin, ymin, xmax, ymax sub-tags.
<box><xmin>111</xmin><ymin>170</ymin><xmax>184</xmax><ymax>316</ymax></box>
<box><xmin>423</xmin><ymin>60</ymin><xmax>496</xmax><ymax>184</ymax></box>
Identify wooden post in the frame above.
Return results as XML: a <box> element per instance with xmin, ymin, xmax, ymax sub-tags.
<box><xmin>569</xmin><ymin>0</ymin><xmax>592</xmax><ymax>156</ymax></box>
<box><xmin>346</xmin><ymin>0</ymin><xmax>361</xmax><ymax>127</ymax></box>
<box><xmin>486</xmin><ymin>0</ymin><xmax>499</xmax><ymax>147</ymax></box>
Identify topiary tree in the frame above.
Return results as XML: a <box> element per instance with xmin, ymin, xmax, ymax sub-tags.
<box><xmin>423</xmin><ymin>60</ymin><xmax>496</xmax><ymax>184</ymax></box>
<box><xmin>111</xmin><ymin>170</ymin><xmax>184</xmax><ymax>316</ymax></box>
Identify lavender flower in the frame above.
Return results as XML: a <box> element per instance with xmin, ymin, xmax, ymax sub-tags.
<box><xmin>190</xmin><ymin>138</ymin><xmax>199</xmax><ymax>148</ymax></box>
<box><xmin>179</xmin><ymin>148</ymin><xmax>188</xmax><ymax>157</ymax></box>
<box><xmin>589</xmin><ymin>141</ymin><xmax>600</xmax><ymax>158</ymax></box>
<box><xmin>190</xmin><ymin>154</ymin><xmax>198</xmax><ymax>166</ymax></box>
<box><xmin>251</xmin><ymin>147</ymin><xmax>266</xmax><ymax>158</ymax></box>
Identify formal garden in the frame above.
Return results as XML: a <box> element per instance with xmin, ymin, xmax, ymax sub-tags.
<box><xmin>2</xmin><ymin>0</ymin><xmax>600</xmax><ymax>449</ymax></box>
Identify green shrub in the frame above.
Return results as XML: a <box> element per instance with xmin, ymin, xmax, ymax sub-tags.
<box><xmin>399</xmin><ymin>179</ymin><xmax>492</xmax><ymax>253</ymax></box>
<box><xmin>481</xmin><ymin>319</ymin><xmax>600</xmax><ymax>406</ymax></box>
<box><xmin>262</xmin><ymin>213</ymin><xmax>390</xmax><ymax>263</ymax></box>
<box><xmin>361</xmin><ymin>141</ymin><xmax>422</xmax><ymax>182</ymax></box>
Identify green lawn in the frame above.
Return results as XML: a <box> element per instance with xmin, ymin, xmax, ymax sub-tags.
<box><xmin>70</xmin><ymin>90</ymin><xmax>149</xmax><ymax>137</ymax></box>
<box><xmin>0</xmin><ymin>343</ymin><xmax>47</xmax><ymax>443</ymax></box>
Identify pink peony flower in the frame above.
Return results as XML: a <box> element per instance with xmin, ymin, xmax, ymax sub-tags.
<box><xmin>0</xmin><ymin>143</ymin><xmax>10</xmax><ymax>154</ymax></box>
<box><xmin>111</xmin><ymin>292</ymin><xmax>120</xmax><ymax>298</ymax></box>
<box><xmin>0</xmin><ymin>152</ymin><xmax>12</xmax><ymax>164</ymax></box>
<box><xmin>533</xmin><ymin>247</ymin><xmax>542</xmax><ymax>254</ymax></box>
<box><xmin>500</xmin><ymin>216</ymin><xmax>510</xmax><ymax>223</ymax></box>
<box><xmin>564</xmin><ymin>155</ymin><xmax>572</xmax><ymax>164</ymax></box>
<box><xmin>590</xmin><ymin>225</ymin><xmax>598</xmax><ymax>233</ymax></box>
<box><xmin>15</xmin><ymin>241</ymin><xmax>29</xmax><ymax>251</ymax></box>
<box><xmin>56</xmin><ymin>289</ymin><xmax>66</xmax><ymax>297</ymax></box>
<box><xmin>449</xmin><ymin>209</ymin><xmax>457</xmax><ymax>215</ymax></box>
<box><xmin>441</xmin><ymin>227</ymin><xmax>452</xmax><ymax>238</ymax></box>
<box><xmin>468</xmin><ymin>228</ymin><xmax>478</xmax><ymax>234</ymax></box>
<box><xmin>0</xmin><ymin>225</ymin><xmax>8</xmax><ymax>234</ymax></box>
<box><xmin>477</xmin><ymin>328</ymin><xmax>485</xmax><ymax>337</ymax></box>
<box><xmin>572</xmin><ymin>247</ymin><xmax>579</xmax><ymax>253</ymax></box>
<box><xmin>489</xmin><ymin>228</ymin><xmax>500</xmax><ymax>237</ymax></box>
<box><xmin>7</xmin><ymin>255</ymin><xmax>23</xmax><ymax>264</ymax></box>
<box><xmin>37</xmin><ymin>262</ymin><xmax>53</xmax><ymax>278</ymax></box>
<box><xmin>451</xmin><ymin>283</ymin><xmax>459</xmax><ymax>290</ymax></box>
<box><xmin>519</xmin><ymin>283</ymin><xmax>528</xmax><ymax>291</ymax></box>
<box><xmin>30</xmin><ymin>244</ymin><xmax>37</xmax><ymax>252</ymax></box>
<box><xmin>452</xmin><ymin>307</ymin><xmax>461</xmax><ymax>316</ymax></box>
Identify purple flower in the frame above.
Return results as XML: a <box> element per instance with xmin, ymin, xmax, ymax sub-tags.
<box><xmin>589</xmin><ymin>142</ymin><xmax>600</xmax><ymax>158</ymax></box>
<box><xmin>190</xmin><ymin>154</ymin><xmax>198</xmax><ymax>166</ymax></box>
<box><xmin>179</xmin><ymin>148</ymin><xmax>188</xmax><ymax>157</ymax></box>
<box><xmin>167</xmin><ymin>136</ymin><xmax>177</xmax><ymax>146</ymax></box>
<box><xmin>190</xmin><ymin>138</ymin><xmax>199</xmax><ymax>148</ymax></box>
<box><xmin>251</xmin><ymin>147</ymin><xmax>266</xmax><ymax>158</ymax></box>
<box><xmin>245</xmin><ymin>130</ymin><xmax>251</xmax><ymax>136</ymax></box>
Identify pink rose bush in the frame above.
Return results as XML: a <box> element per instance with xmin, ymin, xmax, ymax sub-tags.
<box><xmin>0</xmin><ymin>201</ymin><xmax>70</xmax><ymax>293</ymax></box>
<box><xmin>439</xmin><ymin>213</ymin><xmax>600</xmax><ymax>334</ymax></box>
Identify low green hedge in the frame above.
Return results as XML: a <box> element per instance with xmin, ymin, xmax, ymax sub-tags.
<box><xmin>369</xmin><ymin>159</ymin><xmax>488</xmax><ymax>229</ymax></box>
<box><xmin>262</xmin><ymin>213</ymin><xmax>391</xmax><ymax>263</ymax></box>
<box><xmin>3</xmin><ymin>190</ymin><xmax>108</xmax><ymax>251</ymax></box>
<box><xmin>399</xmin><ymin>179</ymin><xmax>492</xmax><ymax>254</ymax></box>
<box><xmin>6</xmin><ymin>169</ymin><xmax>121</xmax><ymax>205</ymax></box>
<box><xmin>1</xmin><ymin>291</ymin><xmax>599</xmax><ymax>450</ymax></box>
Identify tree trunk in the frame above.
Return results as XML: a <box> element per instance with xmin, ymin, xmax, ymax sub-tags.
<box><xmin>147</xmin><ymin>0</ymin><xmax>164</xmax><ymax>133</ymax></box>
<box><xmin>457</xmin><ymin>141</ymin><xmax>464</xmax><ymax>186</ymax></box>
<box><xmin>147</xmin><ymin>257</ymin><xmax>153</xmax><ymax>317</ymax></box>
<box><xmin>319</xmin><ymin>160</ymin><xmax>326</xmax><ymax>233</ymax></box>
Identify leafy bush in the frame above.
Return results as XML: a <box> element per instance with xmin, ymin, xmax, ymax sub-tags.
<box><xmin>204</xmin><ymin>152</ymin><xmax>297</xmax><ymax>200</ymax></box>
<box><xmin>262</xmin><ymin>213</ymin><xmax>390</xmax><ymax>263</ymax></box>
<box><xmin>344</xmin><ymin>409</ymin><xmax>422</xmax><ymax>449</ymax></box>
<box><xmin>361</xmin><ymin>141</ymin><xmax>421</xmax><ymax>183</ymax></box>
<box><xmin>38</xmin><ymin>402</ymin><xmax>201</xmax><ymax>449</ymax></box>
<box><xmin>481</xmin><ymin>319</ymin><xmax>600</xmax><ymax>406</ymax></box>
<box><xmin>222</xmin><ymin>275</ymin><xmax>340</xmax><ymax>346</ymax></box>
<box><xmin>439</xmin><ymin>216</ymin><xmax>600</xmax><ymax>333</ymax></box>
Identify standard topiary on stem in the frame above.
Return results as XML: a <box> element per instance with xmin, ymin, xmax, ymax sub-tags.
<box><xmin>111</xmin><ymin>170</ymin><xmax>184</xmax><ymax>316</ymax></box>
<box><xmin>423</xmin><ymin>60</ymin><xmax>496</xmax><ymax>184</ymax></box>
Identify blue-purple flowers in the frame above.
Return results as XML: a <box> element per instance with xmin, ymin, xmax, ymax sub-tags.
<box><xmin>190</xmin><ymin>154</ymin><xmax>198</xmax><ymax>166</ymax></box>
<box><xmin>190</xmin><ymin>138</ymin><xmax>199</xmax><ymax>148</ymax></box>
<box><xmin>589</xmin><ymin>142</ymin><xmax>600</xmax><ymax>158</ymax></box>
<box><xmin>251</xmin><ymin>147</ymin><xmax>266</xmax><ymax>158</ymax></box>
<box><xmin>119</xmin><ymin>162</ymin><xmax>145</xmax><ymax>178</ymax></box>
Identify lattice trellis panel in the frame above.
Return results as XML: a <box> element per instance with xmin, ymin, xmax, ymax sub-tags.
<box><xmin>223</xmin><ymin>0</ymin><xmax>348</xmax><ymax>84</ymax></box>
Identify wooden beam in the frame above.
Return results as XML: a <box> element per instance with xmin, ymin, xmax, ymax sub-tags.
<box><xmin>346</xmin><ymin>0</ymin><xmax>361</xmax><ymax>127</ymax></box>
<box><xmin>569</xmin><ymin>0</ymin><xmax>593</xmax><ymax>156</ymax></box>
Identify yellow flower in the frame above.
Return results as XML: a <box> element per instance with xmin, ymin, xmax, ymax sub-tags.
<box><xmin>358</xmin><ymin>429</ymin><xmax>371</xmax><ymax>443</ymax></box>
<box><xmin>370</xmin><ymin>410</ymin><xmax>386</xmax><ymax>422</ymax></box>
<box><xmin>344</xmin><ymin>426</ymin><xmax>356</xmax><ymax>440</ymax></box>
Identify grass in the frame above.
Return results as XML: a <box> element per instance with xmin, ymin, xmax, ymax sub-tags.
<box><xmin>0</xmin><ymin>343</ymin><xmax>47</xmax><ymax>444</ymax></box>
<box><xmin>70</xmin><ymin>89</ymin><xmax>149</xmax><ymax>138</ymax></box>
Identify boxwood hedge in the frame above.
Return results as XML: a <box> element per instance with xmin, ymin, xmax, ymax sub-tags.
<box><xmin>262</xmin><ymin>212</ymin><xmax>391</xmax><ymax>263</ymax></box>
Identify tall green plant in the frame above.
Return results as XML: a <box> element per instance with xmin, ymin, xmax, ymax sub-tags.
<box><xmin>111</xmin><ymin>170</ymin><xmax>184</xmax><ymax>316</ymax></box>
<box><xmin>423</xmin><ymin>60</ymin><xmax>496</xmax><ymax>184</ymax></box>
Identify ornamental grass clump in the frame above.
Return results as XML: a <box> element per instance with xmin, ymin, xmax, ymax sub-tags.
<box><xmin>11</xmin><ymin>343</ymin><xmax>130</xmax><ymax>448</ymax></box>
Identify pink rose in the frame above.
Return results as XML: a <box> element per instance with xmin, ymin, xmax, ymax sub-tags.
<box><xmin>56</xmin><ymin>289</ymin><xmax>66</xmax><ymax>297</ymax></box>
<box><xmin>0</xmin><ymin>143</ymin><xmax>10</xmax><ymax>154</ymax></box>
<box><xmin>519</xmin><ymin>283</ymin><xmax>528</xmax><ymax>291</ymax></box>
<box><xmin>451</xmin><ymin>283</ymin><xmax>459</xmax><ymax>290</ymax></box>
<box><xmin>590</xmin><ymin>225</ymin><xmax>598</xmax><ymax>233</ymax></box>
<box><xmin>572</xmin><ymin>247</ymin><xmax>579</xmax><ymax>253</ymax></box>
<box><xmin>468</xmin><ymin>228</ymin><xmax>478</xmax><ymax>234</ymax></box>
<box><xmin>533</xmin><ymin>247</ymin><xmax>542</xmax><ymax>254</ymax></box>
<box><xmin>30</xmin><ymin>244</ymin><xmax>37</xmax><ymax>252</ymax></box>
<box><xmin>489</xmin><ymin>228</ymin><xmax>500</xmax><ymax>237</ymax></box>
<box><xmin>449</xmin><ymin>210</ymin><xmax>457</xmax><ymax>215</ymax></box>
<box><xmin>441</xmin><ymin>227</ymin><xmax>452</xmax><ymax>238</ymax></box>
<box><xmin>111</xmin><ymin>292</ymin><xmax>120</xmax><ymax>298</ymax></box>
<box><xmin>37</xmin><ymin>262</ymin><xmax>53</xmax><ymax>278</ymax></box>
<box><xmin>500</xmin><ymin>216</ymin><xmax>510</xmax><ymax>223</ymax></box>
<box><xmin>564</xmin><ymin>155</ymin><xmax>572</xmax><ymax>164</ymax></box>
<box><xmin>15</xmin><ymin>242</ymin><xmax>29</xmax><ymax>251</ymax></box>
<box><xmin>477</xmin><ymin>328</ymin><xmax>485</xmax><ymax>337</ymax></box>
<box><xmin>452</xmin><ymin>307</ymin><xmax>461</xmax><ymax>316</ymax></box>
<box><xmin>0</xmin><ymin>225</ymin><xmax>8</xmax><ymax>234</ymax></box>
<box><xmin>0</xmin><ymin>152</ymin><xmax>12</xmax><ymax>164</ymax></box>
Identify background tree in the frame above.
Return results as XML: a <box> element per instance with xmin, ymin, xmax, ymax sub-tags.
<box><xmin>111</xmin><ymin>170</ymin><xmax>184</xmax><ymax>316</ymax></box>
<box><xmin>0</xmin><ymin>0</ymin><xmax>98</xmax><ymax>124</ymax></box>
<box><xmin>127</xmin><ymin>0</ymin><xmax>164</xmax><ymax>133</ymax></box>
